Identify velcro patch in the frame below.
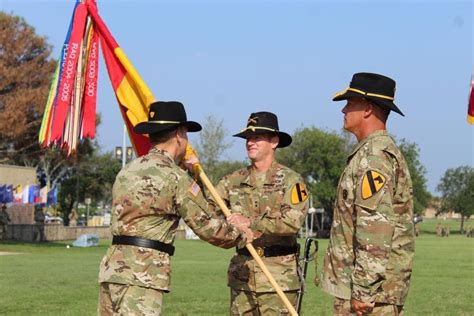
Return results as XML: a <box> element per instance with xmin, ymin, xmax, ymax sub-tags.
<box><xmin>189</xmin><ymin>181</ymin><xmax>201</xmax><ymax>196</ymax></box>
<box><xmin>361</xmin><ymin>170</ymin><xmax>386</xmax><ymax>199</ymax></box>
<box><xmin>291</xmin><ymin>183</ymin><xmax>309</xmax><ymax>204</ymax></box>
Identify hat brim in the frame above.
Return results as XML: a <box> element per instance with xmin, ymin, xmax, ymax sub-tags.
<box><xmin>232</xmin><ymin>129</ymin><xmax>292</xmax><ymax>148</ymax></box>
<box><xmin>134</xmin><ymin>121</ymin><xmax>202</xmax><ymax>135</ymax></box>
<box><xmin>333</xmin><ymin>89</ymin><xmax>404</xmax><ymax>116</ymax></box>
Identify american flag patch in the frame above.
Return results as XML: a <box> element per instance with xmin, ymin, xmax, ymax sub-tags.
<box><xmin>189</xmin><ymin>181</ymin><xmax>201</xmax><ymax>196</ymax></box>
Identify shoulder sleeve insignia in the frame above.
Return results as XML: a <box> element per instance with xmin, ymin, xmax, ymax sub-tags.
<box><xmin>291</xmin><ymin>183</ymin><xmax>309</xmax><ymax>204</ymax></box>
<box><xmin>361</xmin><ymin>170</ymin><xmax>386</xmax><ymax>199</ymax></box>
<box><xmin>189</xmin><ymin>181</ymin><xmax>201</xmax><ymax>197</ymax></box>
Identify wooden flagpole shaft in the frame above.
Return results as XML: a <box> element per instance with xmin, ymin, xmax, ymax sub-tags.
<box><xmin>189</xmin><ymin>149</ymin><xmax>298</xmax><ymax>316</ymax></box>
<box><xmin>71</xmin><ymin>25</ymin><xmax>87</xmax><ymax>152</ymax></box>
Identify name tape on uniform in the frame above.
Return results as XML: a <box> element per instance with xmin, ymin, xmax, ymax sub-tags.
<box><xmin>361</xmin><ymin>170</ymin><xmax>386</xmax><ymax>199</ymax></box>
<box><xmin>291</xmin><ymin>183</ymin><xmax>308</xmax><ymax>204</ymax></box>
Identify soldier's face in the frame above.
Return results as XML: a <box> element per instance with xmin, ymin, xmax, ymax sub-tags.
<box><xmin>341</xmin><ymin>98</ymin><xmax>369</xmax><ymax>133</ymax></box>
<box><xmin>246</xmin><ymin>133</ymin><xmax>278</xmax><ymax>162</ymax></box>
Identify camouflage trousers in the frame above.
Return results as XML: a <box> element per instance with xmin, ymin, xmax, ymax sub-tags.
<box><xmin>98</xmin><ymin>282</ymin><xmax>163</xmax><ymax>315</ymax></box>
<box><xmin>33</xmin><ymin>224</ymin><xmax>45</xmax><ymax>242</ymax></box>
<box><xmin>333</xmin><ymin>298</ymin><xmax>404</xmax><ymax>316</ymax></box>
<box><xmin>230</xmin><ymin>288</ymin><xmax>298</xmax><ymax>316</ymax></box>
<box><xmin>0</xmin><ymin>224</ymin><xmax>7</xmax><ymax>240</ymax></box>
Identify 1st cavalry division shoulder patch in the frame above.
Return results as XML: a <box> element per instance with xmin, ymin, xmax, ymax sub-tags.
<box><xmin>291</xmin><ymin>183</ymin><xmax>309</xmax><ymax>204</ymax></box>
<box><xmin>361</xmin><ymin>170</ymin><xmax>386</xmax><ymax>199</ymax></box>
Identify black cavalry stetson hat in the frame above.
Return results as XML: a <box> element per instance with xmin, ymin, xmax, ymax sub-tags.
<box><xmin>134</xmin><ymin>101</ymin><xmax>202</xmax><ymax>135</ymax></box>
<box><xmin>233</xmin><ymin>111</ymin><xmax>292</xmax><ymax>148</ymax></box>
<box><xmin>332</xmin><ymin>72</ymin><xmax>404</xmax><ymax>116</ymax></box>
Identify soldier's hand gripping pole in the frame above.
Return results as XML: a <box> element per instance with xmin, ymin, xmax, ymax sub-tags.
<box><xmin>185</xmin><ymin>145</ymin><xmax>299</xmax><ymax>316</ymax></box>
<box><xmin>296</xmin><ymin>237</ymin><xmax>318</xmax><ymax>314</ymax></box>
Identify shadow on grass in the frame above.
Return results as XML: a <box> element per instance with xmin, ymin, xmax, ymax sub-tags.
<box><xmin>0</xmin><ymin>240</ymin><xmax>72</xmax><ymax>247</ymax></box>
<box><xmin>419</xmin><ymin>229</ymin><xmax>467</xmax><ymax>236</ymax></box>
<box><xmin>0</xmin><ymin>239</ymin><xmax>111</xmax><ymax>250</ymax></box>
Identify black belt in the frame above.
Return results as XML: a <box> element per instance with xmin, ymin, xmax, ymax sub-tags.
<box><xmin>112</xmin><ymin>235</ymin><xmax>175</xmax><ymax>256</ymax></box>
<box><xmin>237</xmin><ymin>245</ymin><xmax>298</xmax><ymax>257</ymax></box>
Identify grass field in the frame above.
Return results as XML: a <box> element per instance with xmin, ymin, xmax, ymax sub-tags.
<box><xmin>0</xmin><ymin>219</ymin><xmax>473</xmax><ymax>315</ymax></box>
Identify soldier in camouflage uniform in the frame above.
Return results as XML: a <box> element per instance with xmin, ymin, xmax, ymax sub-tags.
<box><xmin>215</xmin><ymin>111</ymin><xmax>309</xmax><ymax>315</ymax></box>
<box><xmin>98</xmin><ymin>101</ymin><xmax>252</xmax><ymax>316</ymax></box>
<box><xmin>33</xmin><ymin>204</ymin><xmax>46</xmax><ymax>242</ymax></box>
<box><xmin>0</xmin><ymin>204</ymin><xmax>11</xmax><ymax>240</ymax></box>
<box><xmin>444</xmin><ymin>225</ymin><xmax>450</xmax><ymax>237</ymax></box>
<box><xmin>436</xmin><ymin>223</ymin><xmax>443</xmax><ymax>237</ymax></box>
<box><xmin>321</xmin><ymin>73</ymin><xmax>415</xmax><ymax>315</ymax></box>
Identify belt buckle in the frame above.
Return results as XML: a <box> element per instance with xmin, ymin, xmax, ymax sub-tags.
<box><xmin>255</xmin><ymin>247</ymin><xmax>264</xmax><ymax>257</ymax></box>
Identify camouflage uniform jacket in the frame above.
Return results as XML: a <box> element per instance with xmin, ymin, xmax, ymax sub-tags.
<box><xmin>215</xmin><ymin>161</ymin><xmax>309</xmax><ymax>292</ymax></box>
<box><xmin>98</xmin><ymin>148</ymin><xmax>243</xmax><ymax>292</ymax></box>
<box><xmin>34</xmin><ymin>210</ymin><xmax>45</xmax><ymax>224</ymax></box>
<box><xmin>321</xmin><ymin>130</ymin><xmax>415</xmax><ymax>305</ymax></box>
<box><xmin>0</xmin><ymin>210</ymin><xmax>10</xmax><ymax>225</ymax></box>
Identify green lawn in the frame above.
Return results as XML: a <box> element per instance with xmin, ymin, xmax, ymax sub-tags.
<box><xmin>0</xmin><ymin>219</ymin><xmax>473</xmax><ymax>315</ymax></box>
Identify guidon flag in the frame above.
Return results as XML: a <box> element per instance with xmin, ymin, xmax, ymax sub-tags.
<box><xmin>39</xmin><ymin>0</ymin><xmax>154</xmax><ymax>156</ymax></box>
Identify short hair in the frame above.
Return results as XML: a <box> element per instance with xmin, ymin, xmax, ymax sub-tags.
<box><xmin>363</xmin><ymin>99</ymin><xmax>390</xmax><ymax>123</ymax></box>
<box><xmin>373</xmin><ymin>104</ymin><xmax>390</xmax><ymax>123</ymax></box>
<box><xmin>149</xmin><ymin>127</ymin><xmax>178</xmax><ymax>144</ymax></box>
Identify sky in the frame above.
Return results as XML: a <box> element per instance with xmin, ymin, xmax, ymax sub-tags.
<box><xmin>1</xmin><ymin>0</ymin><xmax>473</xmax><ymax>194</ymax></box>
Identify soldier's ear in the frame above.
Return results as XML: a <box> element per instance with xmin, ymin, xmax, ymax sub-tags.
<box><xmin>363</xmin><ymin>102</ymin><xmax>376</xmax><ymax>119</ymax></box>
<box><xmin>176</xmin><ymin>126</ymin><xmax>188</xmax><ymax>141</ymax></box>
<box><xmin>175</xmin><ymin>129</ymin><xmax>181</xmax><ymax>145</ymax></box>
<box><xmin>270</xmin><ymin>134</ymin><xmax>279</xmax><ymax>150</ymax></box>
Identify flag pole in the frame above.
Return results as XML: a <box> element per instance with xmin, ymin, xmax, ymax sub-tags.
<box><xmin>84</xmin><ymin>6</ymin><xmax>297</xmax><ymax>311</ymax></box>
<box><xmin>185</xmin><ymin>145</ymin><xmax>299</xmax><ymax>316</ymax></box>
<box><xmin>69</xmin><ymin>0</ymin><xmax>89</xmax><ymax>153</ymax></box>
<box><xmin>71</xmin><ymin>24</ymin><xmax>87</xmax><ymax>153</ymax></box>
<box><xmin>122</xmin><ymin>124</ymin><xmax>127</xmax><ymax>168</ymax></box>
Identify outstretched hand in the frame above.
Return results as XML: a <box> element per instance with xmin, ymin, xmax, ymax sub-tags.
<box><xmin>182</xmin><ymin>145</ymin><xmax>201</xmax><ymax>174</ymax></box>
<box><xmin>351</xmin><ymin>298</ymin><xmax>374</xmax><ymax>316</ymax></box>
<box><xmin>228</xmin><ymin>214</ymin><xmax>262</xmax><ymax>243</ymax></box>
<box><xmin>182</xmin><ymin>154</ymin><xmax>200</xmax><ymax>173</ymax></box>
<box><xmin>238</xmin><ymin>226</ymin><xmax>256</xmax><ymax>243</ymax></box>
<box><xmin>228</xmin><ymin>213</ymin><xmax>251</xmax><ymax>229</ymax></box>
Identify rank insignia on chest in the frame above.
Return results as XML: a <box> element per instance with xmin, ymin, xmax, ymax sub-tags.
<box><xmin>291</xmin><ymin>183</ymin><xmax>309</xmax><ymax>204</ymax></box>
<box><xmin>361</xmin><ymin>170</ymin><xmax>386</xmax><ymax>199</ymax></box>
<box><xmin>189</xmin><ymin>181</ymin><xmax>201</xmax><ymax>196</ymax></box>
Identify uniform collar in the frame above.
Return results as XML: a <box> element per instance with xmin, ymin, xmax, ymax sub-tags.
<box><xmin>241</xmin><ymin>160</ymin><xmax>280</xmax><ymax>187</ymax></box>
<box><xmin>347</xmin><ymin>129</ymin><xmax>389</xmax><ymax>161</ymax></box>
<box><xmin>148</xmin><ymin>147</ymin><xmax>175</xmax><ymax>163</ymax></box>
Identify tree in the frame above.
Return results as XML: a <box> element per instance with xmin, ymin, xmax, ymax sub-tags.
<box><xmin>195</xmin><ymin>115</ymin><xmax>233</xmax><ymax>182</ymax></box>
<box><xmin>0</xmin><ymin>12</ymin><xmax>56</xmax><ymax>165</ymax></box>
<box><xmin>437</xmin><ymin>166</ymin><xmax>474</xmax><ymax>234</ymax></box>
<box><xmin>37</xmin><ymin>149</ymin><xmax>69</xmax><ymax>189</ymax></box>
<box><xmin>277</xmin><ymin>128</ymin><xmax>431</xmax><ymax>221</ymax></box>
<box><xmin>398</xmin><ymin>139</ymin><xmax>432</xmax><ymax>214</ymax></box>
<box><xmin>0</xmin><ymin>13</ymin><xmax>121</xmax><ymax>226</ymax></box>
<box><xmin>37</xmin><ymin>115</ymin><xmax>102</xmax><ymax>191</ymax></box>
<box><xmin>57</xmin><ymin>149</ymin><xmax>121</xmax><ymax>225</ymax></box>
<box><xmin>211</xmin><ymin>160</ymin><xmax>247</xmax><ymax>182</ymax></box>
<box><xmin>277</xmin><ymin>127</ymin><xmax>350</xmax><ymax>214</ymax></box>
